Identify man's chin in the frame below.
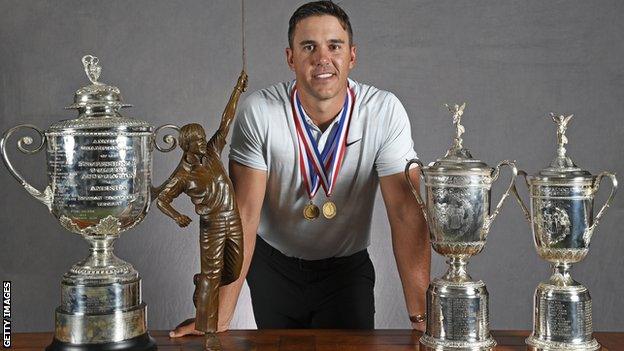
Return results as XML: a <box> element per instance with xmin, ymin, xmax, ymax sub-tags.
<box><xmin>309</xmin><ymin>86</ymin><xmax>342</xmax><ymax>100</ymax></box>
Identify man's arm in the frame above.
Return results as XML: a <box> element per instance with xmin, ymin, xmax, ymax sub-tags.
<box><xmin>217</xmin><ymin>160</ymin><xmax>267</xmax><ymax>331</ymax></box>
<box><xmin>379</xmin><ymin>167</ymin><xmax>430</xmax><ymax>332</ymax></box>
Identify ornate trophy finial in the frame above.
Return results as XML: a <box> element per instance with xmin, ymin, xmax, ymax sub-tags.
<box><xmin>445</xmin><ymin>102</ymin><xmax>466</xmax><ymax>149</ymax></box>
<box><xmin>549</xmin><ymin>112</ymin><xmax>573</xmax><ymax>158</ymax></box>
<box><xmin>81</xmin><ymin>54</ymin><xmax>102</xmax><ymax>85</ymax></box>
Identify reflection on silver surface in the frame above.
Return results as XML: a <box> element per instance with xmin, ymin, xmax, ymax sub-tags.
<box><xmin>513</xmin><ymin>113</ymin><xmax>617</xmax><ymax>351</ymax></box>
<box><xmin>0</xmin><ymin>55</ymin><xmax>177</xmax><ymax>350</ymax></box>
<box><xmin>406</xmin><ymin>103</ymin><xmax>516</xmax><ymax>350</ymax></box>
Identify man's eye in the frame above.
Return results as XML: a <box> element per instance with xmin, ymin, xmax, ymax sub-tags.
<box><xmin>329</xmin><ymin>44</ymin><xmax>341</xmax><ymax>51</ymax></box>
<box><xmin>303</xmin><ymin>44</ymin><xmax>315</xmax><ymax>52</ymax></box>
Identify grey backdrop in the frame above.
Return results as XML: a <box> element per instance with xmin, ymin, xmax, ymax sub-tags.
<box><xmin>1</xmin><ymin>0</ymin><xmax>623</xmax><ymax>332</ymax></box>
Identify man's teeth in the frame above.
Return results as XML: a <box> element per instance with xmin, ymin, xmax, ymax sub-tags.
<box><xmin>316</xmin><ymin>73</ymin><xmax>333</xmax><ymax>78</ymax></box>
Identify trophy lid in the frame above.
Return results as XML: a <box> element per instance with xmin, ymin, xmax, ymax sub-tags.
<box><xmin>427</xmin><ymin>103</ymin><xmax>491</xmax><ymax>173</ymax></box>
<box><xmin>49</xmin><ymin>55</ymin><xmax>150</xmax><ymax>131</ymax></box>
<box><xmin>534</xmin><ymin>113</ymin><xmax>592</xmax><ymax>180</ymax></box>
<box><xmin>66</xmin><ymin>55</ymin><xmax>132</xmax><ymax>111</ymax></box>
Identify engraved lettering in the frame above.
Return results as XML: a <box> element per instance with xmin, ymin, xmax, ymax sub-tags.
<box><xmin>80</xmin><ymin>145</ymin><xmax>129</xmax><ymax>151</ymax></box>
<box><xmin>81</xmin><ymin>173</ymin><xmax>134</xmax><ymax>180</ymax></box>
<box><xmin>90</xmin><ymin>185</ymin><xmax>129</xmax><ymax>192</ymax></box>
<box><xmin>91</xmin><ymin>139</ymin><xmax>117</xmax><ymax>144</ymax></box>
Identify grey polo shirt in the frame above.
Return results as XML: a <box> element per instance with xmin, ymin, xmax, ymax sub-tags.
<box><xmin>229</xmin><ymin>79</ymin><xmax>417</xmax><ymax>260</ymax></box>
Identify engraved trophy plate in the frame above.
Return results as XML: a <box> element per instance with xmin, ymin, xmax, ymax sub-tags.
<box><xmin>0</xmin><ymin>55</ymin><xmax>180</xmax><ymax>351</ymax></box>
<box><xmin>513</xmin><ymin>113</ymin><xmax>617</xmax><ymax>351</ymax></box>
<box><xmin>406</xmin><ymin>103</ymin><xmax>517</xmax><ymax>350</ymax></box>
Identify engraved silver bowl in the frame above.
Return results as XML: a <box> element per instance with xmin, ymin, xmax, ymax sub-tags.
<box><xmin>513</xmin><ymin>113</ymin><xmax>617</xmax><ymax>351</ymax></box>
<box><xmin>0</xmin><ymin>55</ymin><xmax>178</xmax><ymax>350</ymax></box>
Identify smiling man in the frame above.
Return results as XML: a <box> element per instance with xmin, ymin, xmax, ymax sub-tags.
<box><xmin>170</xmin><ymin>1</ymin><xmax>430</xmax><ymax>335</ymax></box>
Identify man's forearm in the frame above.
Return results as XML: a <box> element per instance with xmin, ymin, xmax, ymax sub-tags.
<box><xmin>381</xmin><ymin>170</ymin><xmax>431</xmax><ymax>320</ymax></box>
<box><xmin>391</xmin><ymin>221</ymin><xmax>430</xmax><ymax>317</ymax></box>
<box><xmin>218</xmin><ymin>161</ymin><xmax>267</xmax><ymax>331</ymax></box>
<box><xmin>217</xmin><ymin>214</ymin><xmax>259</xmax><ymax>330</ymax></box>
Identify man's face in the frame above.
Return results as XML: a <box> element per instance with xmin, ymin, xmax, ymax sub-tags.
<box><xmin>286</xmin><ymin>15</ymin><xmax>356</xmax><ymax>101</ymax></box>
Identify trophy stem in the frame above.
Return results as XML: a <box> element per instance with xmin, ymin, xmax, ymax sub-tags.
<box><xmin>89</xmin><ymin>237</ymin><xmax>115</xmax><ymax>263</ymax></box>
<box><xmin>443</xmin><ymin>256</ymin><xmax>472</xmax><ymax>283</ymax></box>
<box><xmin>549</xmin><ymin>262</ymin><xmax>575</xmax><ymax>287</ymax></box>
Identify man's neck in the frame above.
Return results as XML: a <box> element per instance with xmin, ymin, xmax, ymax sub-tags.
<box><xmin>298</xmin><ymin>86</ymin><xmax>347</xmax><ymax>132</ymax></box>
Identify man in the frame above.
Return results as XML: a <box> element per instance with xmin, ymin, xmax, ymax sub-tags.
<box><xmin>171</xmin><ymin>1</ymin><xmax>429</xmax><ymax>335</ymax></box>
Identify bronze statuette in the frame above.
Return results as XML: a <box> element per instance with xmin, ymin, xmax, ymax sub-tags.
<box><xmin>156</xmin><ymin>71</ymin><xmax>248</xmax><ymax>350</ymax></box>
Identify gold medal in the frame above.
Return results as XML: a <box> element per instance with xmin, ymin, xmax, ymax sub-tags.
<box><xmin>322</xmin><ymin>201</ymin><xmax>337</xmax><ymax>219</ymax></box>
<box><xmin>303</xmin><ymin>202</ymin><xmax>320</xmax><ymax>220</ymax></box>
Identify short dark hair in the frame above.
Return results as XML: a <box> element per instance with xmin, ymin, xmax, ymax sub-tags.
<box><xmin>288</xmin><ymin>1</ymin><xmax>353</xmax><ymax>48</ymax></box>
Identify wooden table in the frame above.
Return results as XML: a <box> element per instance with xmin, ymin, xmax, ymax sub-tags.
<box><xmin>9</xmin><ymin>330</ymin><xmax>622</xmax><ymax>350</ymax></box>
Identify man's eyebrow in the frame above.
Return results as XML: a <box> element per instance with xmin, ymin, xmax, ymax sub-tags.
<box><xmin>298</xmin><ymin>40</ymin><xmax>317</xmax><ymax>46</ymax></box>
<box><xmin>328</xmin><ymin>39</ymin><xmax>345</xmax><ymax>44</ymax></box>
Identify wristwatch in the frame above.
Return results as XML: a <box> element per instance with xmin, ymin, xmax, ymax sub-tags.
<box><xmin>409</xmin><ymin>313</ymin><xmax>426</xmax><ymax>324</ymax></box>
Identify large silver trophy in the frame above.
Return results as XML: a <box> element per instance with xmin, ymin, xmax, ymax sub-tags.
<box><xmin>405</xmin><ymin>103</ymin><xmax>517</xmax><ymax>350</ymax></box>
<box><xmin>0</xmin><ymin>55</ymin><xmax>179</xmax><ymax>351</ymax></box>
<box><xmin>513</xmin><ymin>113</ymin><xmax>617</xmax><ymax>351</ymax></box>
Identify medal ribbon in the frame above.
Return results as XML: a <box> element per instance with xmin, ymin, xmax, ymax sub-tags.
<box><xmin>291</xmin><ymin>84</ymin><xmax>355</xmax><ymax>199</ymax></box>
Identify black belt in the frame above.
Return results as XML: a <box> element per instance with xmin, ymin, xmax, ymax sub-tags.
<box><xmin>255</xmin><ymin>235</ymin><xmax>368</xmax><ymax>271</ymax></box>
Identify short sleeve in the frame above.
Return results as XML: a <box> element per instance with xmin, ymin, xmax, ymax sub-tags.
<box><xmin>228</xmin><ymin>93</ymin><xmax>268</xmax><ymax>171</ymax></box>
<box><xmin>374</xmin><ymin>94</ymin><xmax>418</xmax><ymax>177</ymax></box>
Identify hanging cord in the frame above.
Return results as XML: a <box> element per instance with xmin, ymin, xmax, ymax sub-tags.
<box><xmin>241</xmin><ymin>0</ymin><xmax>246</xmax><ymax>72</ymax></box>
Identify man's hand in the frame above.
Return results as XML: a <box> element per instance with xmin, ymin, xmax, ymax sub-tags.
<box><xmin>175</xmin><ymin>214</ymin><xmax>192</xmax><ymax>227</ymax></box>
<box><xmin>168</xmin><ymin>318</ymin><xmax>203</xmax><ymax>338</ymax></box>
<box><xmin>412</xmin><ymin>321</ymin><xmax>426</xmax><ymax>332</ymax></box>
<box><xmin>168</xmin><ymin>318</ymin><xmax>229</xmax><ymax>338</ymax></box>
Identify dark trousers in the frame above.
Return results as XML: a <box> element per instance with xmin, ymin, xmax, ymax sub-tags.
<box><xmin>246</xmin><ymin>236</ymin><xmax>375</xmax><ymax>329</ymax></box>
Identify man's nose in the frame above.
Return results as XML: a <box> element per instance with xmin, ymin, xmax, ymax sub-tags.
<box><xmin>313</xmin><ymin>46</ymin><xmax>331</xmax><ymax>66</ymax></box>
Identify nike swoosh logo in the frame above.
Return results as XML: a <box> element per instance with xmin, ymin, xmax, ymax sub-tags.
<box><xmin>346</xmin><ymin>139</ymin><xmax>361</xmax><ymax>147</ymax></box>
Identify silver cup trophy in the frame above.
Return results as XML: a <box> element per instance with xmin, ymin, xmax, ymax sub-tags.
<box><xmin>0</xmin><ymin>55</ymin><xmax>180</xmax><ymax>351</ymax></box>
<box><xmin>513</xmin><ymin>113</ymin><xmax>617</xmax><ymax>351</ymax></box>
<box><xmin>405</xmin><ymin>103</ymin><xmax>517</xmax><ymax>350</ymax></box>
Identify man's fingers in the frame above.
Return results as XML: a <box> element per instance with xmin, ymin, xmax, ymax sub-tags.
<box><xmin>169</xmin><ymin>320</ymin><xmax>204</xmax><ymax>338</ymax></box>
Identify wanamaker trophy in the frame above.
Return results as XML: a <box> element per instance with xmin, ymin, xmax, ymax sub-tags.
<box><xmin>0</xmin><ymin>55</ymin><xmax>180</xmax><ymax>351</ymax></box>
<box><xmin>512</xmin><ymin>113</ymin><xmax>617</xmax><ymax>351</ymax></box>
<box><xmin>405</xmin><ymin>103</ymin><xmax>517</xmax><ymax>350</ymax></box>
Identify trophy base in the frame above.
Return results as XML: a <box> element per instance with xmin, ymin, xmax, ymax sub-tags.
<box><xmin>54</xmin><ymin>264</ymin><xmax>151</xmax><ymax>345</ymax></box>
<box><xmin>529</xmin><ymin>279</ymin><xmax>598</xmax><ymax>351</ymax></box>
<box><xmin>526</xmin><ymin>336</ymin><xmax>600</xmax><ymax>351</ymax></box>
<box><xmin>419</xmin><ymin>335</ymin><xmax>496</xmax><ymax>350</ymax></box>
<box><xmin>46</xmin><ymin>333</ymin><xmax>157</xmax><ymax>351</ymax></box>
<box><xmin>421</xmin><ymin>278</ymin><xmax>496</xmax><ymax>351</ymax></box>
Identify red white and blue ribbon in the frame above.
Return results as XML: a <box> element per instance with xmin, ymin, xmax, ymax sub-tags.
<box><xmin>290</xmin><ymin>85</ymin><xmax>355</xmax><ymax>199</ymax></box>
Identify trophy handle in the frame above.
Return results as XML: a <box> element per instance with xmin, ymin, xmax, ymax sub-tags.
<box><xmin>0</xmin><ymin>124</ymin><xmax>53</xmax><ymax>210</ymax></box>
<box><xmin>485</xmin><ymin>160</ymin><xmax>518</xmax><ymax>231</ymax></box>
<box><xmin>150</xmin><ymin>124</ymin><xmax>181</xmax><ymax>200</ymax></box>
<box><xmin>404</xmin><ymin>158</ymin><xmax>428</xmax><ymax>222</ymax></box>
<box><xmin>511</xmin><ymin>170</ymin><xmax>532</xmax><ymax>223</ymax></box>
<box><xmin>586</xmin><ymin>172</ymin><xmax>618</xmax><ymax>239</ymax></box>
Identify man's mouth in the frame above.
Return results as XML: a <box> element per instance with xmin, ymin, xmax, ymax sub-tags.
<box><xmin>313</xmin><ymin>72</ymin><xmax>336</xmax><ymax>79</ymax></box>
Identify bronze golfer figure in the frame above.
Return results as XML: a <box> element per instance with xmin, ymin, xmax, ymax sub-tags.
<box><xmin>156</xmin><ymin>71</ymin><xmax>247</xmax><ymax>349</ymax></box>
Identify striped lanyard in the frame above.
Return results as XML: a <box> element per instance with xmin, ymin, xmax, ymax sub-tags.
<box><xmin>290</xmin><ymin>85</ymin><xmax>355</xmax><ymax>199</ymax></box>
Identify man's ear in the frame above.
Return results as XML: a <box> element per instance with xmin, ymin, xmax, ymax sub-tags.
<box><xmin>349</xmin><ymin>45</ymin><xmax>357</xmax><ymax>69</ymax></box>
<box><xmin>285</xmin><ymin>47</ymin><xmax>295</xmax><ymax>71</ymax></box>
